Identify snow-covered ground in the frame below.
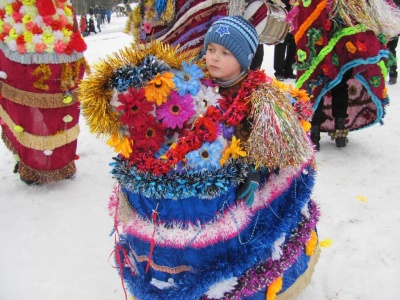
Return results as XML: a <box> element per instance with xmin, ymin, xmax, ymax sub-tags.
<box><xmin>1</xmin><ymin>14</ymin><xmax>399</xmax><ymax>300</ymax></box>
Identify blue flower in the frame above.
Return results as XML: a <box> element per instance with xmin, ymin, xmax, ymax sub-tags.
<box><xmin>186</xmin><ymin>140</ymin><xmax>223</xmax><ymax>171</ymax></box>
<box><xmin>173</xmin><ymin>61</ymin><xmax>204</xmax><ymax>96</ymax></box>
<box><xmin>220</xmin><ymin>124</ymin><xmax>235</xmax><ymax>140</ymax></box>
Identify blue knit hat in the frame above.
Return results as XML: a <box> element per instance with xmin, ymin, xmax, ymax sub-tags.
<box><xmin>204</xmin><ymin>16</ymin><xmax>259</xmax><ymax>70</ymax></box>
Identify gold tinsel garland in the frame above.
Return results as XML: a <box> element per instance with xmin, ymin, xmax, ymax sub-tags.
<box><xmin>0</xmin><ymin>105</ymin><xmax>80</xmax><ymax>151</ymax></box>
<box><xmin>245</xmin><ymin>82</ymin><xmax>314</xmax><ymax>170</ymax></box>
<box><xmin>0</xmin><ymin>81</ymin><xmax>80</xmax><ymax>108</ymax></box>
<box><xmin>78</xmin><ymin>41</ymin><xmax>198</xmax><ymax>138</ymax></box>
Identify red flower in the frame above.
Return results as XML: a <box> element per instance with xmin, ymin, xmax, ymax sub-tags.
<box><xmin>31</xmin><ymin>24</ymin><xmax>43</xmax><ymax>35</ymax></box>
<box><xmin>218</xmin><ymin>95</ymin><xmax>233</xmax><ymax>111</ymax></box>
<box><xmin>195</xmin><ymin>117</ymin><xmax>218</xmax><ymax>142</ymax></box>
<box><xmin>356</xmin><ymin>41</ymin><xmax>368</xmax><ymax>52</ymax></box>
<box><xmin>11</xmin><ymin>0</ymin><xmax>22</xmax><ymax>12</ymax></box>
<box><xmin>12</xmin><ymin>11</ymin><xmax>23</xmax><ymax>23</ymax></box>
<box><xmin>130</xmin><ymin>115</ymin><xmax>166</xmax><ymax>152</ymax></box>
<box><xmin>117</xmin><ymin>88</ymin><xmax>153</xmax><ymax>128</ymax></box>
<box><xmin>50</xmin><ymin>20</ymin><xmax>63</xmax><ymax>31</ymax></box>
<box><xmin>16</xmin><ymin>35</ymin><xmax>25</xmax><ymax>46</ymax></box>
<box><xmin>0</xmin><ymin>9</ymin><xmax>6</xmax><ymax>19</ymax></box>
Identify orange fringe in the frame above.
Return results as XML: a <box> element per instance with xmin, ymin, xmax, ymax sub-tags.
<box><xmin>294</xmin><ymin>0</ymin><xmax>327</xmax><ymax>44</ymax></box>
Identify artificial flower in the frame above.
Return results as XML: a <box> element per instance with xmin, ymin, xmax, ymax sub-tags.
<box><xmin>130</xmin><ymin>115</ymin><xmax>166</xmax><ymax>152</ymax></box>
<box><xmin>289</xmin><ymin>85</ymin><xmax>310</xmax><ymax>102</ymax></box>
<box><xmin>220</xmin><ymin>124</ymin><xmax>235</xmax><ymax>140</ymax></box>
<box><xmin>345</xmin><ymin>41</ymin><xmax>357</xmax><ymax>54</ymax></box>
<box><xmin>192</xmin><ymin>85</ymin><xmax>222</xmax><ymax>116</ymax></box>
<box><xmin>186</xmin><ymin>140</ymin><xmax>223</xmax><ymax>171</ymax></box>
<box><xmin>145</xmin><ymin>72</ymin><xmax>175</xmax><ymax>106</ymax></box>
<box><xmin>117</xmin><ymin>87</ymin><xmax>153</xmax><ymax>128</ymax></box>
<box><xmin>107</xmin><ymin>134</ymin><xmax>133</xmax><ymax>158</ymax></box>
<box><xmin>143</xmin><ymin>21</ymin><xmax>152</xmax><ymax>33</ymax></box>
<box><xmin>220</xmin><ymin>136</ymin><xmax>246</xmax><ymax>165</ymax></box>
<box><xmin>173</xmin><ymin>61</ymin><xmax>204</xmax><ymax>96</ymax></box>
<box><xmin>157</xmin><ymin>91</ymin><xmax>195</xmax><ymax>129</ymax></box>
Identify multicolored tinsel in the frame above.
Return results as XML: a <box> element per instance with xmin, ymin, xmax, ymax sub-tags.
<box><xmin>331</xmin><ymin>0</ymin><xmax>400</xmax><ymax>39</ymax></box>
<box><xmin>246</xmin><ymin>82</ymin><xmax>314</xmax><ymax>170</ymax></box>
<box><xmin>110</xmin><ymin>157</ymin><xmax>249</xmax><ymax>200</ymax></box>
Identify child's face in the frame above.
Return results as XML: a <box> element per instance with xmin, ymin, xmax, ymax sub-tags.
<box><xmin>205</xmin><ymin>43</ymin><xmax>241</xmax><ymax>82</ymax></box>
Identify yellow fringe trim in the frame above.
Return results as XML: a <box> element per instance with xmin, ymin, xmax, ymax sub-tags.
<box><xmin>0</xmin><ymin>105</ymin><xmax>80</xmax><ymax>151</ymax></box>
<box><xmin>0</xmin><ymin>81</ymin><xmax>79</xmax><ymax>108</ymax></box>
<box><xmin>276</xmin><ymin>246</ymin><xmax>321</xmax><ymax>300</ymax></box>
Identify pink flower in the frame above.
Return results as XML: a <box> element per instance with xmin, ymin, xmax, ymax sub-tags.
<box><xmin>157</xmin><ymin>91</ymin><xmax>195</xmax><ymax>129</ymax></box>
<box><xmin>17</xmin><ymin>44</ymin><xmax>27</xmax><ymax>54</ymax></box>
<box><xmin>35</xmin><ymin>43</ymin><xmax>47</xmax><ymax>53</ymax></box>
<box><xmin>143</xmin><ymin>22</ymin><xmax>152</xmax><ymax>34</ymax></box>
<box><xmin>54</xmin><ymin>40</ymin><xmax>67</xmax><ymax>54</ymax></box>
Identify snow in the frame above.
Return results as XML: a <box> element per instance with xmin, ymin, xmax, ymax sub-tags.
<box><xmin>1</xmin><ymin>15</ymin><xmax>400</xmax><ymax>300</ymax></box>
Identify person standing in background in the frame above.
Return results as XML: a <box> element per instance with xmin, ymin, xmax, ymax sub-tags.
<box><xmin>387</xmin><ymin>0</ymin><xmax>400</xmax><ymax>84</ymax></box>
<box><xmin>273</xmin><ymin>0</ymin><xmax>296</xmax><ymax>81</ymax></box>
<box><xmin>96</xmin><ymin>13</ymin><xmax>102</xmax><ymax>33</ymax></box>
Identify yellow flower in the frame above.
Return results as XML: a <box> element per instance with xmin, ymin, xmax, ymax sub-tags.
<box><xmin>9</xmin><ymin>28</ymin><xmax>18</xmax><ymax>40</ymax></box>
<box><xmin>220</xmin><ymin>136</ymin><xmax>246</xmax><ymax>166</ymax></box>
<box><xmin>22</xmin><ymin>14</ymin><xmax>33</xmax><ymax>24</ymax></box>
<box><xmin>289</xmin><ymin>84</ymin><xmax>310</xmax><ymax>102</ymax></box>
<box><xmin>22</xmin><ymin>0</ymin><xmax>35</xmax><ymax>5</ymax></box>
<box><xmin>23</xmin><ymin>31</ymin><xmax>33</xmax><ymax>43</ymax></box>
<box><xmin>106</xmin><ymin>134</ymin><xmax>133</xmax><ymax>158</ymax></box>
<box><xmin>301</xmin><ymin>120</ymin><xmax>311</xmax><ymax>132</ymax></box>
<box><xmin>43</xmin><ymin>31</ymin><xmax>55</xmax><ymax>45</ymax></box>
<box><xmin>62</xmin><ymin>28</ymin><xmax>73</xmax><ymax>37</ymax></box>
<box><xmin>145</xmin><ymin>72</ymin><xmax>175</xmax><ymax>106</ymax></box>
<box><xmin>273</xmin><ymin>79</ymin><xmax>287</xmax><ymax>91</ymax></box>
<box><xmin>64</xmin><ymin>6</ymin><xmax>72</xmax><ymax>16</ymax></box>
<box><xmin>5</xmin><ymin>5</ymin><xmax>13</xmax><ymax>15</ymax></box>
<box><xmin>305</xmin><ymin>230</ymin><xmax>318</xmax><ymax>256</ymax></box>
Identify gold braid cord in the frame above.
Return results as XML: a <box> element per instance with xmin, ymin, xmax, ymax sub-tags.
<box><xmin>79</xmin><ymin>41</ymin><xmax>198</xmax><ymax>138</ymax></box>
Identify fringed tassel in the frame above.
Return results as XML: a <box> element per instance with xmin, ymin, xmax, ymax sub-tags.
<box><xmin>245</xmin><ymin>83</ymin><xmax>314</xmax><ymax>170</ymax></box>
<box><xmin>19</xmin><ymin>160</ymin><xmax>76</xmax><ymax>183</ymax></box>
<box><xmin>266</xmin><ymin>276</ymin><xmax>283</xmax><ymax>300</ymax></box>
<box><xmin>331</xmin><ymin>0</ymin><xmax>400</xmax><ymax>39</ymax></box>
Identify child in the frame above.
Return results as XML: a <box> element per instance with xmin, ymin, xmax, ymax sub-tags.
<box><xmin>80</xmin><ymin>16</ymin><xmax>318</xmax><ymax>300</ymax></box>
